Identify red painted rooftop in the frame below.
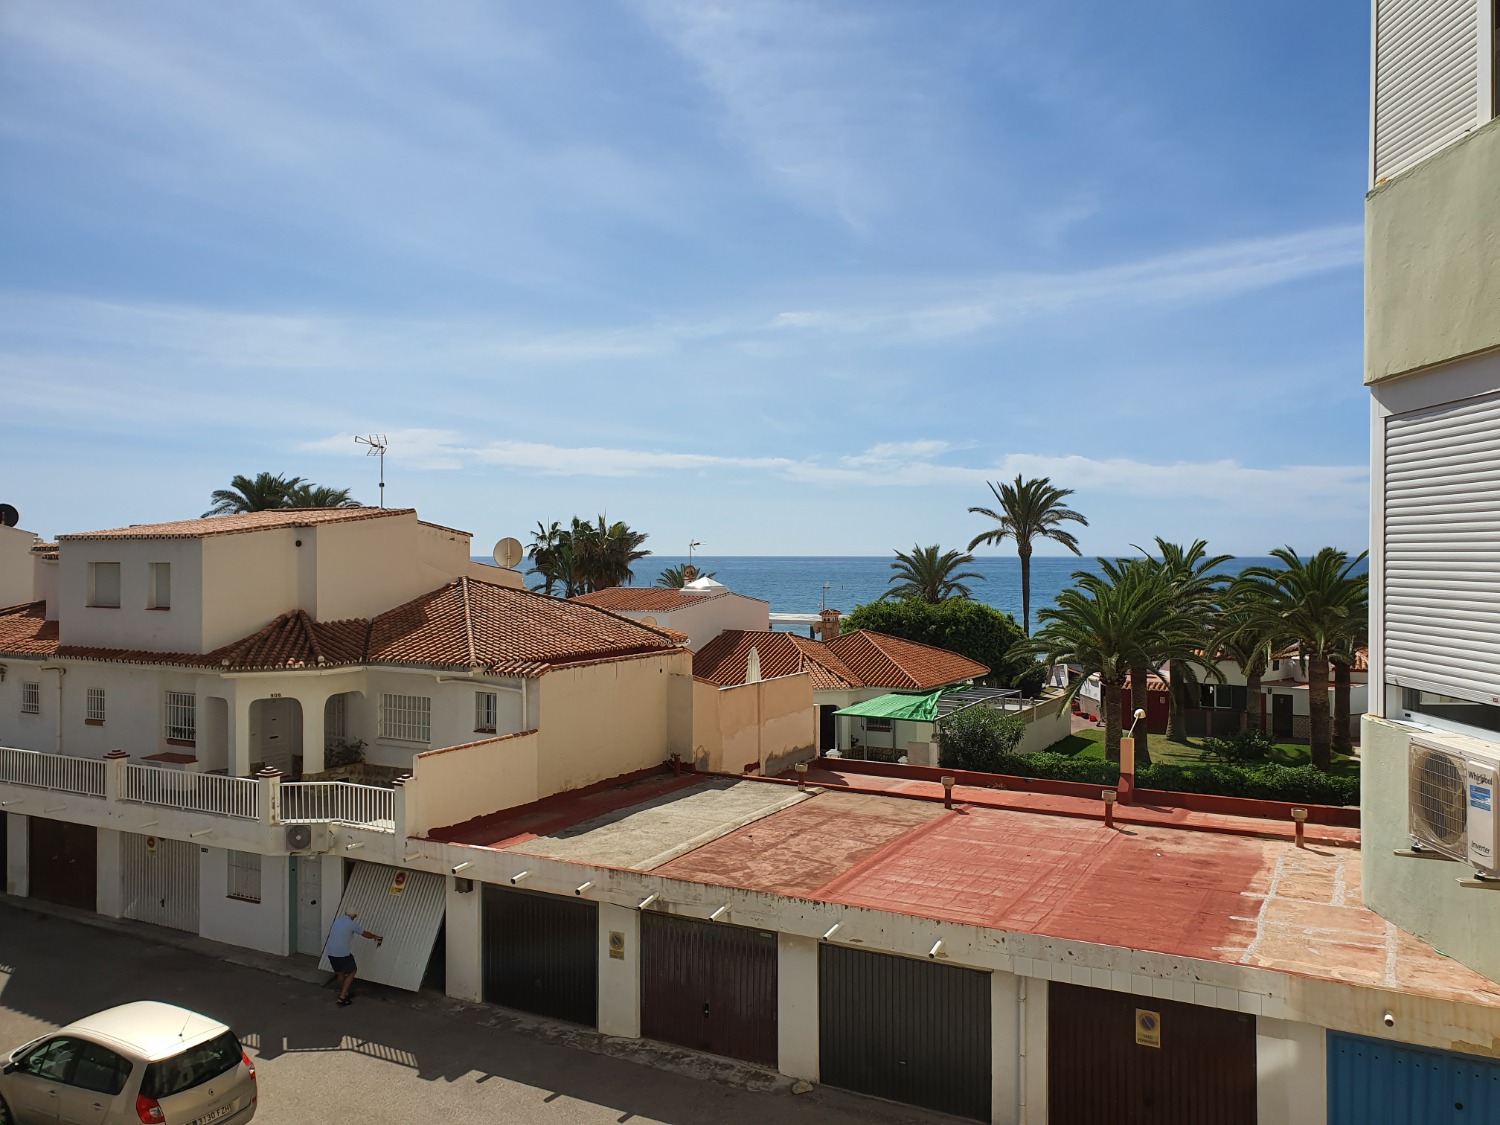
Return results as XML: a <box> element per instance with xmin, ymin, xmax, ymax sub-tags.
<box><xmin>432</xmin><ymin>765</ymin><xmax>1500</xmax><ymax>1008</ymax></box>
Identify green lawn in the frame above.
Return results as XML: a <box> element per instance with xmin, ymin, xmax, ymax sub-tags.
<box><xmin>1044</xmin><ymin>728</ymin><xmax>1362</xmax><ymax>780</ymax></box>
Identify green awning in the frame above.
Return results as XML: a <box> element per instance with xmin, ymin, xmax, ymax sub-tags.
<box><xmin>833</xmin><ymin>690</ymin><xmax>945</xmax><ymax>722</ymax></box>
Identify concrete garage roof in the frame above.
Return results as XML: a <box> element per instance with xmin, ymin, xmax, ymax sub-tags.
<box><xmin>428</xmin><ymin>766</ymin><xmax>1500</xmax><ymax>1010</ymax></box>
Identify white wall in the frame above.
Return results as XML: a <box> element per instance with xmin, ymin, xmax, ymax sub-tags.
<box><xmin>59</xmin><ymin>538</ymin><xmax>206</xmax><ymax>652</ymax></box>
<box><xmin>0</xmin><ymin>525</ymin><xmax>39</xmax><ymax>609</ymax></box>
<box><xmin>198</xmin><ymin>846</ymin><xmax>290</xmax><ymax>956</ymax></box>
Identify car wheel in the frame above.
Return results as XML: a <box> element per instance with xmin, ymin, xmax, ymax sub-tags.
<box><xmin>0</xmin><ymin>1092</ymin><xmax>12</xmax><ymax>1125</ymax></box>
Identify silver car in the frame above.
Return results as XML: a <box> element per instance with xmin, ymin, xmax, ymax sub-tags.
<box><xmin>0</xmin><ymin>1001</ymin><xmax>256</xmax><ymax>1125</ymax></box>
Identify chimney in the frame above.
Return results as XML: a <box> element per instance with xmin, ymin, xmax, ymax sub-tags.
<box><xmin>682</xmin><ymin>562</ymin><xmax>698</xmax><ymax>583</ymax></box>
<box><xmin>818</xmin><ymin>607</ymin><xmax>841</xmax><ymax>642</ymax></box>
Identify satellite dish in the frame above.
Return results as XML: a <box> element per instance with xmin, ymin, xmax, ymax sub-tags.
<box><xmin>0</xmin><ymin>504</ymin><xmax>17</xmax><ymax>528</ymax></box>
<box><xmin>640</xmin><ymin>616</ymin><xmax>658</xmax><ymax>627</ymax></box>
<box><xmin>492</xmin><ymin>536</ymin><xmax>523</xmax><ymax>569</ymax></box>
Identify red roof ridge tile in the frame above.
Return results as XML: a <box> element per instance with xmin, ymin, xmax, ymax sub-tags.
<box><xmin>58</xmin><ymin>507</ymin><xmax>412</xmax><ymax>541</ymax></box>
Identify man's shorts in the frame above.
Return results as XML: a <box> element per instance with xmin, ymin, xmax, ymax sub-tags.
<box><xmin>329</xmin><ymin>954</ymin><xmax>357</xmax><ymax>973</ymax></box>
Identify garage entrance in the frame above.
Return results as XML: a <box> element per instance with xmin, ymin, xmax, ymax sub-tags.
<box><xmin>819</xmin><ymin>943</ymin><xmax>991</xmax><ymax>1121</ymax></box>
<box><xmin>1048</xmin><ymin>982</ymin><xmax>1255</xmax><ymax>1125</ymax></box>
<box><xmin>1329</xmin><ymin>1032</ymin><xmax>1500</xmax><ymax>1123</ymax></box>
<box><xmin>27</xmin><ymin>817</ymin><xmax>96</xmax><ymax>911</ymax></box>
<box><xmin>640</xmin><ymin>912</ymin><xmax>777</xmax><ymax>1067</ymax></box>
<box><xmin>323</xmin><ymin>861</ymin><xmax>445</xmax><ymax>991</ymax></box>
<box><xmin>122</xmin><ymin>833</ymin><xmax>200</xmax><ymax>933</ymax></box>
<box><xmin>482</xmin><ymin>885</ymin><xmax>597</xmax><ymax>1027</ymax></box>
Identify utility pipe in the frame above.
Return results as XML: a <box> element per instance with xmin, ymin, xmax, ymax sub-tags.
<box><xmin>39</xmin><ymin>665</ymin><xmax>67</xmax><ymax>754</ymax></box>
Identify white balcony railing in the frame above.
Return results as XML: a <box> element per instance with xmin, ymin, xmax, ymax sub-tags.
<box><xmin>121</xmin><ymin>765</ymin><xmax>260</xmax><ymax>821</ymax></box>
<box><xmin>0</xmin><ymin>748</ymin><xmax>107</xmax><ymax>798</ymax></box>
<box><xmin>281</xmin><ymin>781</ymin><xmax>394</xmax><ymax>831</ymax></box>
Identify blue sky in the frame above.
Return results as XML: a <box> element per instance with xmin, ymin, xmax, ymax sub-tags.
<box><xmin>1</xmin><ymin>0</ymin><xmax>1370</xmax><ymax>557</ymax></box>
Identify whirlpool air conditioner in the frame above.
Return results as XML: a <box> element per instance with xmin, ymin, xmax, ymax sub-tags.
<box><xmin>284</xmin><ymin>823</ymin><xmax>330</xmax><ymax>855</ymax></box>
<box><xmin>1409</xmin><ymin>738</ymin><xmax>1470</xmax><ymax>860</ymax></box>
<box><xmin>1464</xmin><ymin>751</ymin><xmax>1500</xmax><ymax>877</ymax></box>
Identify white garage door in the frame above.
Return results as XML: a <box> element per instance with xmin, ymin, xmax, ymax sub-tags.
<box><xmin>320</xmin><ymin>862</ymin><xmax>445</xmax><ymax>991</ymax></box>
<box><xmin>122</xmin><ymin>833</ymin><xmax>200</xmax><ymax>933</ymax></box>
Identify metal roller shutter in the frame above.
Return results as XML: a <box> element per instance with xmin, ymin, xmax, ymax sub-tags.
<box><xmin>321</xmin><ymin>861</ymin><xmax>445</xmax><ymax>991</ymax></box>
<box><xmin>1385</xmin><ymin>390</ymin><xmax>1500</xmax><ymax>704</ymax></box>
<box><xmin>1372</xmin><ymin>0</ymin><xmax>1482</xmax><ymax>182</ymax></box>
<box><xmin>482</xmin><ymin>885</ymin><xmax>598</xmax><ymax>1027</ymax></box>
<box><xmin>122</xmin><ymin>834</ymin><xmax>200</xmax><ymax>933</ymax></box>
<box><xmin>1329</xmin><ymin>1032</ymin><xmax>1500</xmax><ymax>1123</ymax></box>
<box><xmin>819</xmin><ymin>944</ymin><xmax>990</xmax><ymax>1122</ymax></box>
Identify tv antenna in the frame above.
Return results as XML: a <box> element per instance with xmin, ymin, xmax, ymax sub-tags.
<box><xmin>354</xmin><ymin>434</ymin><xmax>387</xmax><ymax>507</ymax></box>
<box><xmin>688</xmin><ymin>540</ymin><xmax>702</xmax><ymax>564</ymax></box>
<box><xmin>820</xmin><ymin>581</ymin><xmax>841</xmax><ymax>612</ymax></box>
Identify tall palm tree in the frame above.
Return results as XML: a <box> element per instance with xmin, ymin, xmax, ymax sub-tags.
<box><xmin>287</xmin><ymin>483</ymin><xmax>361</xmax><ymax>508</ymax></box>
<box><xmin>204</xmin><ymin>472</ymin><xmax>305</xmax><ymax>516</ymax></box>
<box><xmin>527</xmin><ymin>520</ymin><xmax>567</xmax><ymax>595</ymax></box>
<box><xmin>1016</xmin><ymin>561</ymin><xmax>1200</xmax><ymax>762</ymax></box>
<box><xmin>1329</xmin><ymin>593</ymin><xmax>1370</xmax><ymax>757</ymax></box>
<box><xmin>527</xmin><ymin>516</ymin><xmax>652</xmax><ymax>595</ymax></box>
<box><xmin>1211</xmin><ymin>582</ymin><xmax>1292</xmax><ymax>734</ymax></box>
<box><xmin>882</xmin><ymin>544</ymin><xmax>983</xmax><ymax>603</ymax></box>
<box><xmin>1135</xmin><ymin>539</ymin><xmax>1232</xmax><ymax>742</ymax></box>
<box><xmin>657</xmin><ymin>564</ymin><xmax>717</xmax><ymax>588</ymax></box>
<box><xmin>968</xmin><ymin>475</ymin><xmax>1088</xmax><ymax>634</ymax></box>
<box><xmin>1233</xmin><ymin>547</ymin><xmax>1369</xmax><ymax>770</ymax></box>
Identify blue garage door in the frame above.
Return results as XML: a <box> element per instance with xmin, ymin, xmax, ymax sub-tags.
<box><xmin>1329</xmin><ymin>1033</ymin><xmax>1500</xmax><ymax>1124</ymax></box>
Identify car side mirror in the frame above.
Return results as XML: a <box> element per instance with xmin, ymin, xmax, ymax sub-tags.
<box><xmin>1</xmin><ymin>1061</ymin><xmax>17</xmax><ymax>1076</ymax></box>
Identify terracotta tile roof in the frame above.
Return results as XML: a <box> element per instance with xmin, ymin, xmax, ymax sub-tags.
<box><xmin>30</xmin><ymin>541</ymin><xmax>59</xmax><ymax>559</ymax></box>
<box><xmin>823</xmin><ymin>630</ymin><xmax>988</xmax><ymax>689</ymax></box>
<box><xmin>571</xmin><ymin>587</ymin><xmax>731</xmax><ymax>612</ymax></box>
<box><xmin>1122</xmin><ymin>672</ymin><xmax>1171</xmax><ymax>693</ymax></box>
<box><xmin>693</xmin><ymin>630</ymin><xmax>861</xmax><ymax>691</ymax></box>
<box><xmin>416</xmin><ymin>519</ymin><xmax>471</xmax><ymax>537</ymax></box>
<box><xmin>0</xmin><ymin>602</ymin><xmax>59</xmax><ymax>657</ymax></box>
<box><xmin>58</xmin><ymin>507</ymin><xmax>411</xmax><ymax>541</ymax></box>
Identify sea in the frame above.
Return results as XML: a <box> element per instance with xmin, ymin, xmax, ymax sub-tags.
<box><xmin>496</xmin><ymin>554</ymin><xmax>1363</xmax><ymax>625</ymax></box>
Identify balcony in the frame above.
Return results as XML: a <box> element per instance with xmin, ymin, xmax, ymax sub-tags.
<box><xmin>0</xmin><ymin>746</ymin><xmax>395</xmax><ymax>832</ymax></box>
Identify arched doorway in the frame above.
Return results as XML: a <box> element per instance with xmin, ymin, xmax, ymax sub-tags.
<box><xmin>249</xmin><ymin>697</ymin><xmax>303</xmax><ymax>776</ymax></box>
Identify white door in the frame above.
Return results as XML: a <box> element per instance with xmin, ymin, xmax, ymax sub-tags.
<box><xmin>122</xmin><ymin>834</ymin><xmax>200</xmax><ymax>933</ymax></box>
<box><xmin>295</xmin><ymin>856</ymin><xmax>324</xmax><ymax>955</ymax></box>
<box><xmin>321</xmin><ymin>861</ymin><xmax>445</xmax><ymax>991</ymax></box>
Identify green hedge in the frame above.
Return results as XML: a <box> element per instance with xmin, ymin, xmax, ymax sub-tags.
<box><xmin>977</xmin><ymin>752</ymin><xmax>1359</xmax><ymax>807</ymax></box>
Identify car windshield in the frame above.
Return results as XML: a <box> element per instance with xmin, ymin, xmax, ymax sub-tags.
<box><xmin>140</xmin><ymin>1031</ymin><xmax>242</xmax><ymax>1099</ymax></box>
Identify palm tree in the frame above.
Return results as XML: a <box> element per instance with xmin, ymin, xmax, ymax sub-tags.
<box><xmin>527</xmin><ymin>516</ymin><xmax>652</xmax><ymax>595</ymax></box>
<box><xmin>657</xmin><ymin>564</ymin><xmax>717</xmax><ymax>588</ymax></box>
<box><xmin>1329</xmin><ymin>593</ymin><xmax>1369</xmax><ymax>757</ymax></box>
<box><xmin>882</xmin><ymin>544</ymin><xmax>983</xmax><ymax>603</ymax></box>
<box><xmin>1233</xmin><ymin>547</ymin><xmax>1369</xmax><ymax>770</ymax></box>
<box><xmin>204</xmin><ymin>472</ymin><xmax>305</xmax><ymax>516</ymax></box>
<box><xmin>1135</xmin><ymin>539</ymin><xmax>1232</xmax><ymax>742</ymax></box>
<box><xmin>1016</xmin><ymin>560</ymin><xmax>1200</xmax><ymax>762</ymax></box>
<box><xmin>287</xmin><ymin>483</ymin><xmax>361</xmax><ymax>508</ymax></box>
<box><xmin>968</xmin><ymin>475</ymin><xmax>1088</xmax><ymax>634</ymax></box>
<box><xmin>1211</xmin><ymin>583</ymin><xmax>1292</xmax><ymax>734</ymax></box>
<box><xmin>527</xmin><ymin>520</ymin><xmax>567</xmax><ymax>596</ymax></box>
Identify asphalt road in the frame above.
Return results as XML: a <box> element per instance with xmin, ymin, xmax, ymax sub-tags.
<box><xmin>0</xmin><ymin>901</ymin><xmax>941</xmax><ymax>1124</ymax></box>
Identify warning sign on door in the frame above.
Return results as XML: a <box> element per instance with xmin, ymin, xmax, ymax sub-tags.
<box><xmin>145</xmin><ymin>836</ymin><xmax>158</xmax><ymax>854</ymax></box>
<box><xmin>1135</xmin><ymin>1009</ymin><xmax>1161</xmax><ymax>1048</ymax></box>
<box><xmin>389</xmin><ymin>869</ymin><xmax>409</xmax><ymax>896</ymax></box>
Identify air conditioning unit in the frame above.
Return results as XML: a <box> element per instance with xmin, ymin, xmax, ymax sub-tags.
<box><xmin>1465</xmin><ymin>752</ymin><xmax>1499</xmax><ymax>877</ymax></box>
<box><xmin>283</xmin><ymin>823</ymin><xmax>329</xmax><ymax>855</ymax></box>
<box><xmin>1409</xmin><ymin>738</ymin><xmax>1470</xmax><ymax>860</ymax></box>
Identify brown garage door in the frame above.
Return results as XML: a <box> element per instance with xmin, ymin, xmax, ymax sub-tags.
<box><xmin>1048</xmin><ymin>982</ymin><xmax>1255</xmax><ymax>1125</ymax></box>
<box><xmin>28</xmin><ymin>817</ymin><xmax>97</xmax><ymax>911</ymax></box>
<box><xmin>640</xmin><ymin>912</ymin><xmax>777</xmax><ymax>1067</ymax></box>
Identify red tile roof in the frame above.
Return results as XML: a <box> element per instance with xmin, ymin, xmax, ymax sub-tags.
<box><xmin>693</xmin><ymin>628</ymin><xmax>985</xmax><ymax>691</ymax></box>
<box><xmin>823</xmin><ymin>630</ymin><xmax>988</xmax><ymax>689</ymax></box>
<box><xmin>571</xmin><ymin>587</ymin><xmax>734</xmax><ymax>612</ymax></box>
<box><xmin>0</xmin><ymin>602</ymin><xmax>59</xmax><ymax>657</ymax></box>
<box><xmin>58</xmin><ymin>507</ymin><xmax>412</xmax><ymax>541</ymax></box>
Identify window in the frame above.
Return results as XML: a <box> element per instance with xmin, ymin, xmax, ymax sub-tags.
<box><xmin>164</xmin><ymin>691</ymin><xmax>196</xmax><ymax>743</ymax></box>
<box><xmin>85</xmin><ymin>687</ymin><xmax>106</xmax><ymax>724</ymax></box>
<box><xmin>227</xmin><ymin>851</ymin><xmax>262</xmax><ymax>903</ymax></box>
<box><xmin>475</xmin><ymin>691</ymin><xmax>498</xmax><ymax>733</ymax></box>
<box><xmin>148</xmin><ymin>562</ymin><xmax>171</xmax><ymax>609</ymax></box>
<box><xmin>21</xmin><ymin>681</ymin><xmax>39</xmax><ymax>714</ymax></box>
<box><xmin>380</xmin><ymin>693</ymin><xmax>431</xmax><ymax>742</ymax></box>
<box><xmin>69</xmin><ymin>1042</ymin><xmax>132</xmax><ymax>1096</ymax></box>
<box><xmin>326</xmin><ymin>693</ymin><xmax>347</xmax><ymax>742</ymax></box>
<box><xmin>141</xmin><ymin>1031</ymin><xmax>243</xmax><ymax>1100</ymax></box>
<box><xmin>864</xmin><ymin>717</ymin><xmax>893</xmax><ymax>733</ymax></box>
<box><xmin>1198</xmin><ymin>684</ymin><xmax>1249</xmax><ymax>711</ymax></box>
<box><xmin>88</xmin><ymin>561</ymin><xmax>121</xmax><ymax>607</ymax></box>
<box><xmin>1399</xmin><ymin>686</ymin><xmax>1500</xmax><ymax>735</ymax></box>
<box><xmin>20</xmin><ymin>1037</ymin><xmax>84</xmax><ymax>1082</ymax></box>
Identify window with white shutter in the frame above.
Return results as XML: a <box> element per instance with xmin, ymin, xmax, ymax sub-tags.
<box><xmin>88</xmin><ymin>561</ymin><xmax>121</xmax><ymax>608</ymax></box>
<box><xmin>1372</xmin><ymin>0</ymin><xmax>1485</xmax><ymax>183</ymax></box>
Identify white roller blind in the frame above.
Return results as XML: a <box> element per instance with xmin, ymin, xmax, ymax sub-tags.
<box><xmin>1372</xmin><ymin>0</ymin><xmax>1482</xmax><ymax>182</ymax></box>
<box><xmin>1385</xmin><ymin>390</ymin><xmax>1500</xmax><ymax>704</ymax></box>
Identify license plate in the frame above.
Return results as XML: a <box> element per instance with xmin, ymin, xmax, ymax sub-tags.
<box><xmin>190</xmin><ymin>1103</ymin><xmax>236</xmax><ymax>1125</ymax></box>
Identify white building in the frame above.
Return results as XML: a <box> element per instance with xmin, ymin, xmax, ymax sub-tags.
<box><xmin>571</xmin><ymin>577</ymin><xmax>770</xmax><ymax>651</ymax></box>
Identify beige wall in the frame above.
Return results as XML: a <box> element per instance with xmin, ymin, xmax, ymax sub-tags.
<box><xmin>409</xmin><ymin>730</ymin><xmax>541</xmax><ymax>835</ymax></box>
<box><xmin>1013</xmin><ymin>693</ymin><xmax>1073</xmax><ymax>755</ymax></box>
<box><xmin>200</xmin><ymin>530</ymin><xmax>296</xmax><ymax>651</ymax></box>
<box><xmin>534</xmin><ymin>650</ymin><xmax>693</xmax><ymax>796</ymax></box>
<box><xmin>691</xmin><ymin>672</ymin><xmax>815</xmax><ymax>774</ymax></box>
<box><xmin>0</xmin><ymin>525</ymin><xmax>39</xmax><ymax>609</ymax></box>
<box><xmin>313</xmin><ymin>515</ymin><xmax>478</xmax><ymax>621</ymax></box>
<box><xmin>1366</xmin><ymin>115</ymin><xmax>1500</xmax><ymax>384</ymax></box>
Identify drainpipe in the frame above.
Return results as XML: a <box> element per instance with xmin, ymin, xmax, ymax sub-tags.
<box><xmin>1017</xmin><ymin>976</ymin><xmax>1029</xmax><ymax>1124</ymax></box>
<box><xmin>39</xmin><ymin>665</ymin><xmax>67</xmax><ymax>754</ymax></box>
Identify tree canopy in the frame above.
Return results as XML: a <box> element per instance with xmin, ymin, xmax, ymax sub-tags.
<box><xmin>882</xmin><ymin>544</ymin><xmax>982</xmax><ymax>603</ymax></box>
<box><xmin>842</xmin><ymin>597</ymin><xmax>1042</xmax><ymax>695</ymax></box>
<box><xmin>204</xmin><ymin>472</ymin><xmax>361</xmax><ymax>516</ymax></box>
<box><xmin>967</xmin><ymin>475</ymin><xmax>1088</xmax><ymax>634</ymax></box>
<box><xmin>527</xmin><ymin>516</ymin><xmax>651</xmax><ymax>597</ymax></box>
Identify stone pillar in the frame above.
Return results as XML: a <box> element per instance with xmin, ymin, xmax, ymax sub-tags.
<box><xmin>777</xmin><ymin>933</ymin><xmax>819</xmax><ymax>1080</ymax></box>
<box><xmin>256</xmin><ymin>767</ymin><xmax>282</xmax><ymax>827</ymax></box>
<box><xmin>96</xmin><ymin>828</ymin><xmax>123</xmax><ymax>918</ymax></box>
<box><xmin>302</xmin><ymin>696</ymin><xmax>326</xmax><ymax>777</ymax></box>
<box><xmin>597</xmin><ymin>902</ymin><xmax>641</xmax><ymax>1039</ymax></box>
<box><xmin>990</xmin><ymin>970</ymin><xmax>1021</xmax><ymax>1125</ymax></box>
<box><xmin>444</xmin><ymin>875</ymin><xmax>484</xmax><ymax>1002</ymax></box>
<box><xmin>103</xmin><ymin>749</ymin><xmax>129</xmax><ymax>804</ymax></box>
<box><xmin>5</xmin><ymin>812</ymin><xmax>27</xmax><ymax>897</ymax></box>
<box><xmin>230</xmin><ymin>696</ymin><xmax>255</xmax><ymax>778</ymax></box>
<box><xmin>392</xmin><ymin>775</ymin><xmax>418</xmax><ymax>838</ymax></box>
<box><xmin>1255</xmin><ymin>1018</ymin><xmax>1327</xmax><ymax>1125</ymax></box>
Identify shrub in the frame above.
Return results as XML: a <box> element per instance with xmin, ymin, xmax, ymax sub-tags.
<box><xmin>938</xmin><ymin>707</ymin><xmax>1027</xmax><ymax>772</ymax></box>
<box><xmin>325</xmin><ymin>739</ymin><xmax>366</xmax><ymax>769</ymax></box>
<box><xmin>1199</xmin><ymin>728</ymin><xmax>1275</xmax><ymax>765</ymax></box>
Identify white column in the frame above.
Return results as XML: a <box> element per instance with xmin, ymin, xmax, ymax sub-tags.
<box><xmin>230</xmin><ymin>696</ymin><xmax>254</xmax><ymax>777</ymax></box>
<box><xmin>1257</xmin><ymin>1018</ymin><xmax>1328</xmax><ymax>1125</ymax></box>
<box><xmin>990</xmin><ymin>970</ymin><xmax>1020</xmax><ymax>1124</ymax></box>
<box><xmin>5</xmin><ymin>812</ymin><xmax>27</xmax><ymax>897</ymax></box>
<box><xmin>597</xmin><ymin>902</ymin><xmax>640</xmax><ymax>1039</ymax></box>
<box><xmin>777</xmin><ymin>933</ymin><xmax>819</xmax><ymax>1081</ymax></box>
<box><xmin>445</xmin><ymin>876</ymin><xmax>484</xmax><ymax>1003</ymax></box>
<box><xmin>96</xmin><ymin>828</ymin><xmax>123</xmax><ymax>918</ymax></box>
<box><xmin>1019</xmin><ymin>977</ymin><xmax>1048</xmax><ymax>1125</ymax></box>
<box><xmin>301</xmin><ymin>696</ymin><xmax>325</xmax><ymax>776</ymax></box>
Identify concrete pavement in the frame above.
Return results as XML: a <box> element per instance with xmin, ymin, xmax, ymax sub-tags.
<box><xmin>0</xmin><ymin>899</ymin><xmax>943</xmax><ymax>1124</ymax></box>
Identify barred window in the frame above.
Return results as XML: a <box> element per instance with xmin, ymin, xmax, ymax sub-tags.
<box><xmin>21</xmin><ymin>682</ymin><xmax>40</xmax><ymax>714</ymax></box>
<box><xmin>475</xmin><ymin>691</ymin><xmax>498</xmax><ymax>733</ymax></box>
<box><xmin>227</xmin><ymin>851</ymin><xmax>261</xmax><ymax>903</ymax></box>
<box><xmin>379</xmin><ymin>693</ymin><xmax>430</xmax><ymax>742</ymax></box>
<box><xmin>86</xmin><ymin>687</ymin><xmax>106</xmax><ymax>723</ymax></box>
<box><xmin>164</xmin><ymin>691</ymin><xmax>196</xmax><ymax>742</ymax></box>
<box><xmin>326</xmin><ymin>693</ymin><xmax>347</xmax><ymax>742</ymax></box>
